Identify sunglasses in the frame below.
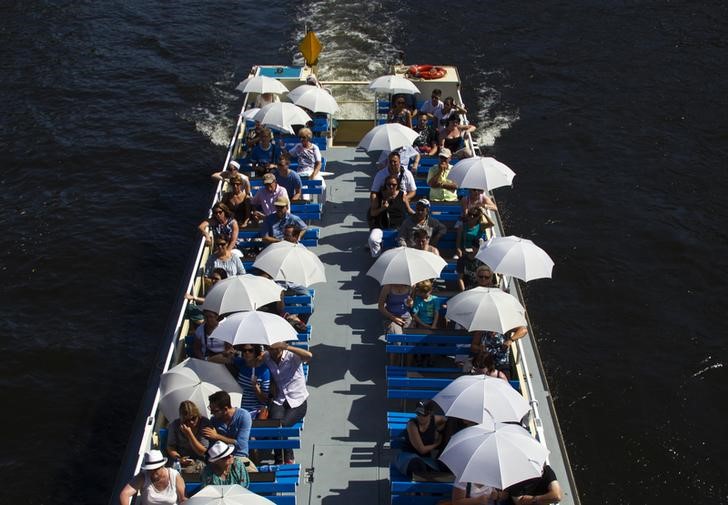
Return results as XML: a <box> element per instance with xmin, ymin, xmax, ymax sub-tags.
<box><xmin>242</xmin><ymin>348</ymin><xmax>255</xmax><ymax>353</ymax></box>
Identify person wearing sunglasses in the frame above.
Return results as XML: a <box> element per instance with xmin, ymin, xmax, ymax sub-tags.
<box><xmin>166</xmin><ymin>400</ymin><xmax>212</xmax><ymax>475</ymax></box>
<box><xmin>387</xmin><ymin>96</ymin><xmax>413</xmax><ymax>128</ymax></box>
<box><xmin>198</xmin><ymin>202</ymin><xmax>239</xmax><ymax>253</ymax></box>
<box><xmin>367</xmin><ymin>175</ymin><xmax>409</xmax><ymax>258</ymax></box>
<box><xmin>231</xmin><ymin>344</ymin><xmax>271</xmax><ymax>419</ymax></box>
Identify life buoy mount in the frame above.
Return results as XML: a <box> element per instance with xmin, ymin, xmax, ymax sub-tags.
<box><xmin>406</xmin><ymin>65</ymin><xmax>447</xmax><ymax>80</ymax></box>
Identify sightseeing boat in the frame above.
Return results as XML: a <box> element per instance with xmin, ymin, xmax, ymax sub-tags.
<box><xmin>113</xmin><ymin>39</ymin><xmax>580</xmax><ymax>505</ymax></box>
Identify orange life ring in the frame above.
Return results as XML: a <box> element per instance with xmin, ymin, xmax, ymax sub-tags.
<box><xmin>407</xmin><ymin>64</ymin><xmax>447</xmax><ymax>80</ymax></box>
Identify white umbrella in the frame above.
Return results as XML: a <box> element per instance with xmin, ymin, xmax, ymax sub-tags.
<box><xmin>357</xmin><ymin>123</ymin><xmax>419</xmax><ymax>153</ymax></box>
<box><xmin>201</xmin><ymin>274</ymin><xmax>283</xmax><ymax>315</ymax></box>
<box><xmin>159</xmin><ymin>359</ymin><xmax>242</xmax><ymax>421</ymax></box>
<box><xmin>449</xmin><ymin>156</ymin><xmax>516</xmax><ymax>191</ymax></box>
<box><xmin>366</xmin><ymin>246</ymin><xmax>447</xmax><ymax>286</ymax></box>
<box><xmin>210</xmin><ymin>311</ymin><xmax>298</xmax><ymax>347</ymax></box>
<box><xmin>445</xmin><ymin>287</ymin><xmax>526</xmax><ymax>333</ymax></box>
<box><xmin>287</xmin><ymin>85</ymin><xmax>339</xmax><ymax>114</ymax></box>
<box><xmin>242</xmin><ymin>108</ymin><xmax>260</xmax><ymax>120</ymax></box>
<box><xmin>432</xmin><ymin>374</ymin><xmax>530</xmax><ymax>424</ymax></box>
<box><xmin>476</xmin><ymin>236</ymin><xmax>554</xmax><ymax>282</ymax></box>
<box><xmin>439</xmin><ymin>423</ymin><xmax>549</xmax><ymax>489</ymax></box>
<box><xmin>252</xmin><ymin>241</ymin><xmax>326</xmax><ymax>286</ymax></box>
<box><xmin>186</xmin><ymin>485</ymin><xmax>275</xmax><ymax>505</ymax></box>
<box><xmin>254</xmin><ymin>102</ymin><xmax>311</xmax><ymax>133</ymax></box>
<box><xmin>369</xmin><ymin>75</ymin><xmax>420</xmax><ymax>95</ymax></box>
<box><xmin>236</xmin><ymin>76</ymin><xmax>288</xmax><ymax>95</ymax></box>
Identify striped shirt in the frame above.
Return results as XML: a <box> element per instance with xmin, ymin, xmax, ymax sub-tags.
<box><xmin>233</xmin><ymin>358</ymin><xmax>271</xmax><ymax>413</ymax></box>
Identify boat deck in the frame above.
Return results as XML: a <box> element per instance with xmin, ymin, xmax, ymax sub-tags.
<box><xmin>296</xmin><ymin>145</ymin><xmax>578</xmax><ymax>505</ymax></box>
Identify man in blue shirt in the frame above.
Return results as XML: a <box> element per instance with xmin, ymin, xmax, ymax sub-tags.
<box><xmin>274</xmin><ymin>155</ymin><xmax>302</xmax><ymax>201</ymax></box>
<box><xmin>203</xmin><ymin>391</ymin><xmax>252</xmax><ymax>460</ymax></box>
<box><xmin>262</xmin><ymin>197</ymin><xmax>307</xmax><ymax>245</ymax></box>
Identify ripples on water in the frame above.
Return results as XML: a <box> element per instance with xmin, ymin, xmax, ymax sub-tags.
<box><xmin>1</xmin><ymin>0</ymin><xmax>727</xmax><ymax>503</ymax></box>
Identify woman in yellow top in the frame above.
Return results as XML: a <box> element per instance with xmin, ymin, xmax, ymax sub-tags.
<box><xmin>426</xmin><ymin>147</ymin><xmax>458</xmax><ymax>202</ymax></box>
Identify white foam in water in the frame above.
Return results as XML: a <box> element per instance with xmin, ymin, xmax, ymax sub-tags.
<box><xmin>188</xmin><ymin>84</ymin><xmax>237</xmax><ymax>147</ymax></box>
<box><xmin>470</xmin><ymin>69</ymin><xmax>520</xmax><ymax>147</ymax></box>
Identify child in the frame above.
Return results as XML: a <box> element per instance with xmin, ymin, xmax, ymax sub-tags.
<box><xmin>411</xmin><ymin>280</ymin><xmax>441</xmax><ymax>330</ymax></box>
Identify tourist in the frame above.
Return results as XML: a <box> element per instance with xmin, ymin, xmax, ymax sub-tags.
<box><xmin>456</xmin><ymin>245</ymin><xmax>484</xmax><ymax>291</ymax></box>
<box><xmin>475</xmin><ymin>264</ymin><xmax>500</xmax><ymax>289</ymax></box>
<box><xmin>434</xmin><ymin>96</ymin><xmax>466</xmax><ymax>127</ymax></box>
<box><xmin>378</xmin><ymin>283</ymin><xmax>413</xmax><ymax>336</ymax></box>
<box><xmin>413</xmin><ymin>112</ymin><xmax>438</xmax><ymax>155</ymax></box>
<box><xmin>427</xmin><ymin>147</ymin><xmax>458</xmax><ymax>202</ymax></box>
<box><xmin>376</xmin><ymin>144</ymin><xmax>420</xmax><ymax>173</ymax></box>
<box><xmin>200</xmin><ymin>441</ymin><xmax>250</xmax><ymax>487</ymax></box>
<box><xmin>198</xmin><ymin>202</ymin><xmax>239</xmax><ymax>253</ymax></box>
<box><xmin>222</xmin><ymin>174</ymin><xmax>251</xmax><ymax>228</ymax></box>
<box><xmin>204</xmin><ymin>238</ymin><xmax>245</xmax><ymax>278</ymax></box>
<box><xmin>212</xmin><ymin>160</ymin><xmax>250</xmax><ymax>187</ymax></box>
<box><xmin>451</xmin><ymin>481</ymin><xmax>504</xmax><ymax>505</ymax></box>
<box><xmin>191</xmin><ymin>309</ymin><xmax>226</xmax><ymax>361</ymax></box>
<box><xmin>232</xmin><ymin>344</ymin><xmax>271</xmax><ymax>419</ymax></box>
<box><xmin>254</xmin><ymin>92</ymin><xmax>279</xmax><ymax>108</ymax></box>
<box><xmin>274</xmin><ymin>155</ymin><xmax>302</xmax><ymax>201</ymax></box>
<box><xmin>455</xmin><ymin>207</ymin><xmax>494</xmax><ymax>259</ymax></box>
<box><xmin>166</xmin><ymin>400</ymin><xmax>211</xmax><ymax>475</ymax></box>
<box><xmin>411</xmin><ymin>280</ymin><xmax>441</xmax><ymax>330</ymax></box>
<box><xmin>439</xmin><ymin>116</ymin><xmax>476</xmax><ymax>159</ymax></box>
<box><xmin>249</xmin><ymin>127</ymin><xmax>281</xmax><ymax>173</ymax></box>
<box><xmin>387</xmin><ymin>96</ymin><xmax>413</xmax><ymax>128</ymax></box>
<box><xmin>460</xmin><ymin>187</ymin><xmax>498</xmax><ymax>215</ymax></box>
<box><xmin>118</xmin><ymin>450</ymin><xmax>186</xmax><ymax>505</ymax></box>
<box><xmin>470</xmin><ymin>325</ymin><xmax>528</xmax><ymax>379</ymax></box>
<box><xmin>367</xmin><ymin>175</ymin><xmax>410</xmax><ymax>258</ymax></box>
<box><xmin>394</xmin><ymin>401</ymin><xmax>447</xmax><ymax>478</ymax></box>
<box><xmin>251</xmin><ymin>172</ymin><xmax>289</xmax><ymax>220</ymax></box>
<box><xmin>397</xmin><ymin>199</ymin><xmax>447</xmax><ymax>248</ymax></box>
<box><xmin>470</xmin><ymin>350</ymin><xmax>509</xmax><ymax>381</ymax></box>
<box><xmin>419</xmin><ymin>89</ymin><xmax>443</xmax><ymax>118</ymax></box>
<box><xmin>506</xmin><ymin>463</ymin><xmax>563</xmax><ymax>505</ymax></box>
<box><xmin>412</xmin><ymin>228</ymin><xmax>441</xmax><ymax>257</ymax></box>
<box><xmin>286</xmin><ymin>127</ymin><xmax>321</xmax><ymax>178</ymax></box>
<box><xmin>262</xmin><ymin>197</ymin><xmax>307</xmax><ymax>245</ymax></box>
<box><xmin>370</xmin><ymin>152</ymin><xmax>417</xmax><ymax>205</ymax></box>
<box><xmin>253</xmin><ymin>342</ymin><xmax>313</xmax><ymax>464</ymax></box>
<box><xmin>203</xmin><ymin>391</ymin><xmax>255</xmax><ymax>468</ymax></box>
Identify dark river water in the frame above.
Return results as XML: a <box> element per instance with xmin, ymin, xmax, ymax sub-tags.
<box><xmin>1</xmin><ymin>1</ymin><xmax>727</xmax><ymax>503</ymax></box>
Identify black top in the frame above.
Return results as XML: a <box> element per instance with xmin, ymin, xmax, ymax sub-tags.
<box><xmin>506</xmin><ymin>464</ymin><xmax>558</xmax><ymax>498</ymax></box>
<box><xmin>402</xmin><ymin>417</ymin><xmax>437</xmax><ymax>456</ymax></box>
<box><xmin>368</xmin><ymin>190</ymin><xmax>408</xmax><ymax>230</ymax></box>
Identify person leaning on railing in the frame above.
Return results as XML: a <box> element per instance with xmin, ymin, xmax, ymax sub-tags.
<box><xmin>198</xmin><ymin>202</ymin><xmax>239</xmax><ymax>253</ymax></box>
<box><xmin>118</xmin><ymin>450</ymin><xmax>186</xmax><ymax>505</ymax></box>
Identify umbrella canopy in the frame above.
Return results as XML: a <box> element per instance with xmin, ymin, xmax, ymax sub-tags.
<box><xmin>243</xmin><ymin>108</ymin><xmax>261</xmax><ymax>120</ymax></box>
<box><xmin>366</xmin><ymin>246</ymin><xmax>447</xmax><ymax>286</ymax></box>
<box><xmin>159</xmin><ymin>359</ymin><xmax>242</xmax><ymax>421</ymax></box>
<box><xmin>357</xmin><ymin>123</ymin><xmax>419</xmax><ymax>153</ymax></box>
<box><xmin>236</xmin><ymin>76</ymin><xmax>288</xmax><ymax>95</ymax></box>
<box><xmin>445</xmin><ymin>287</ymin><xmax>526</xmax><ymax>333</ymax></box>
<box><xmin>288</xmin><ymin>85</ymin><xmax>339</xmax><ymax>114</ymax></box>
<box><xmin>432</xmin><ymin>374</ymin><xmax>530</xmax><ymax>424</ymax></box>
<box><xmin>253</xmin><ymin>102</ymin><xmax>311</xmax><ymax>133</ymax></box>
<box><xmin>449</xmin><ymin>156</ymin><xmax>516</xmax><ymax>191</ymax></box>
<box><xmin>201</xmin><ymin>274</ymin><xmax>283</xmax><ymax>315</ymax></box>
<box><xmin>476</xmin><ymin>236</ymin><xmax>554</xmax><ymax>282</ymax></box>
<box><xmin>439</xmin><ymin>423</ymin><xmax>549</xmax><ymax>489</ymax></box>
<box><xmin>369</xmin><ymin>75</ymin><xmax>420</xmax><ymax>95</ymax></box>
<box><xmin>210</xmin><ymin>311</ymin><xmax>298</xmax><ymax>347</ymax></box>
<box><xmin>186</xmin><ymin>485</ymin><xmax>276</xmax><ymax>505</ymax></box>
<box><xmin>252</xmin><ymin>241</ymin><xmax>326</xmax><ymax>286</ymax></box>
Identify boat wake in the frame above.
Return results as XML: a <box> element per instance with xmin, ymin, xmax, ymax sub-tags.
<box><xmin>186</xmin><ymin>81</ymin><xmax>238</xmax><ymax>147</ymax></box>
<box><xmin>469</xmin><ymin>69</ymin><xmax>520</xmax><ymax>148</ymax></box>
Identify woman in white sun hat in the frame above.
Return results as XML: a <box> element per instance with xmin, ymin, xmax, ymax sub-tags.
<box><xmin>118</xmin><ymin>449</ymin><xmax>186</xmax><ymax>504</ymax></box>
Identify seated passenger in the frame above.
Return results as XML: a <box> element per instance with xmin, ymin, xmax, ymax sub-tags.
<box><xmin>232</xmin><ymin>344</ymin><xmax>271</xmax><ymax>419</ymax></box>
<box><xmin>249</xmin><ymin>127</ymin><xmax>281</xmax><ymax>174</ymax></box>
<box><xmin>439</xmin><ymin>116</ymin><xmax>476</xmax><ymax>160</ymax></box>
<box><xmin>367</xmin><ymin>175</ymin><xmax>411</xmax><ymax>258</ymax></box>
<box><xmin>379</xmin><ymin>283</ymin><xmax>413</xmax><ymax>365</ymax></box>
<box><xmin>371</xmin><ymin>152</ymin><xmax>417</xmax><ymax>207</ymax></box>
<box><xmin>222</xmin><ymin>174</ymin><xmax>251</xmax><ymax>228</ymax></box>
<box><xmin>283</xmin><ymin>224</ymin><xmax>303</xmax><ymax>244</ymax></box>
<box><xmin>461</xmin><ymin>187</ymin><xmax>498</xmax><ymax>215</ymax></box>
<box><xmin>456</xmin><ymin>245</ymin><xmax>484</xmax><ymax>291</ymax></box>
<box><xmin>470</xmin><ymin>325</ymin><xmax>528</xmax><ymax>379</ymax></box>
<box><xmin>475</xmin><ymin>264</ymin><xmax>500</xmax><ymax>289</ymax></box>
<box><xmin>470</xmin><ymin>350</ymin><xmax>508</xmax><ymax>381</ymax></box>
<box><xmin>387</xmin><ymin>96</ymin><xmax>413</xmax><ymax>128</ymax></box>
<box><xmin>394</xmin><ymin>401</ymin><xmax>447</xmax><ymax>478</ymax></box>
<box><xmin>376</xmin><ymin>144</ymin><xmax>420</xmax><ymax>173</ymax></box>
<box><xmin>251</xmin><ymin>342</ymin><xmax>313</xmax><ymax>464</ymax></box>
<box><xmin>274</xmin><ymin>155</ymin><xmax>302</xmax><ymax>201</ymax></box>
<box><xmin>118</xmin><ymin>450</ymin><xmax>186</xmax><ymax>505</ymax></box>
<box><xmin>201</xmin><ymin>441</ymin><xmax>250</xmax><ymax>488</ymax></box>
<box><xmin>451</xmin><ymin>480</ymin><xmax>504</xmax><ymax>505</ymax></box>
<box><xmin>434</xmin><ymin>96</ymin><xmax>467</xmax><ymax>127</ymax></box>
<box><xmin>166</xmin><ymin>400</ymin><xmax>212</xmax><ymax>475</ymax></box>
<box><xmin>254</xmin><ymin>92</ymin><xmax>280</xmax><ymax>108</ymax></box>
<box><xmin>205</xmin><ymin>238</ymin><xmax>246</xmax><ymax>278</ymax></box>
<box><xmin>412</xmin><ymin>228</ymin><xmax>441</xmax><ymax>257</ymax></box>
<box><xmin>251</xmin><ymin>172</ymin><xmax>289</xmax><ymax>221</ymax></box>
<box><xmin>192</xmin><ymin>309</ymin><xmax>226</xmax><ymax>360</ymax></box>
<box><xmin>411</xmin><ymin>280</ymin><xmax>441</xmax><ymax>330</ymax></box>
<box><xmin>506</xmin><ymin>464</ymin><xmax>563</xmax><ymax>505</ymax></box>
<box><xmin>427</xmin><ymin>147</ymin><xmax>458</xmax><ymax>202</ymax></box>
<box><xmin>413</xmin><ymin>112</ymin><xmax>438</xmax><ymax>155</ymax></box>
<box><xmin>198</xmin><ymin>202</ymin><xmax>239</xmax><ymax>252</ymax></box>
<box><xmin>455</xmin><ymin>207</ymin><xmax>494</xmax><ymax>258</ymax></box>
<box><xmin>262</xmin><ymin>197</ymin><xmax>307</xmax><ymax>245</ymax></box>
<box><xmin>244</xmin><ymin>121</ymin><xmax>265</xmax><ymax>154</ymax></box>
<box><xmin>419</xmin><ymin>88</ymin><xmax>443</xmax><ymax>118</ymax></box>
<box><xmin>203</xmin><ymin>391</ymin><xmax>255</xmax><ymax>467</ymax></box>
<box><xmin>286</xmin><ymin>127</ymin><xmax>321</xmax><ymax>178</ymax></box>
<box><xmin>212</xmin><ymin>160</ymin><xmax>250</xmax><ymax>186</ymax></box>
<box><xmin>397</xmin><ymin>199</ymin><xmax>447</xmax><ymax>248</ymax></box>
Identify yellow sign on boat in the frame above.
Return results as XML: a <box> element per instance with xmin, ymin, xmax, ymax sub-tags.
<box><xmin>299</xmin><ymin>31</ymin><xmax>322</xmax><ymax>67</ymax></box>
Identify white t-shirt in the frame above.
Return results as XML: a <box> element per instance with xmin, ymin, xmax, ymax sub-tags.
<box><xmin>376</xmin><ymin>144</ymin><xmax>420</xmax><ymax>171</ymax></box>
<box><xmin>370</xmin><ymin>167</ymin><xmax>417</xmax><ymax>194</ymax></box>
<box><xmin>420</xmin><ymin>98</ymin><xmax>444</xmax><ymax>116</ymax></box>
<box><xmin>453</xmin><ymin>481</ymin><xmax>497</xmax><ymax>503</ymax></box>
